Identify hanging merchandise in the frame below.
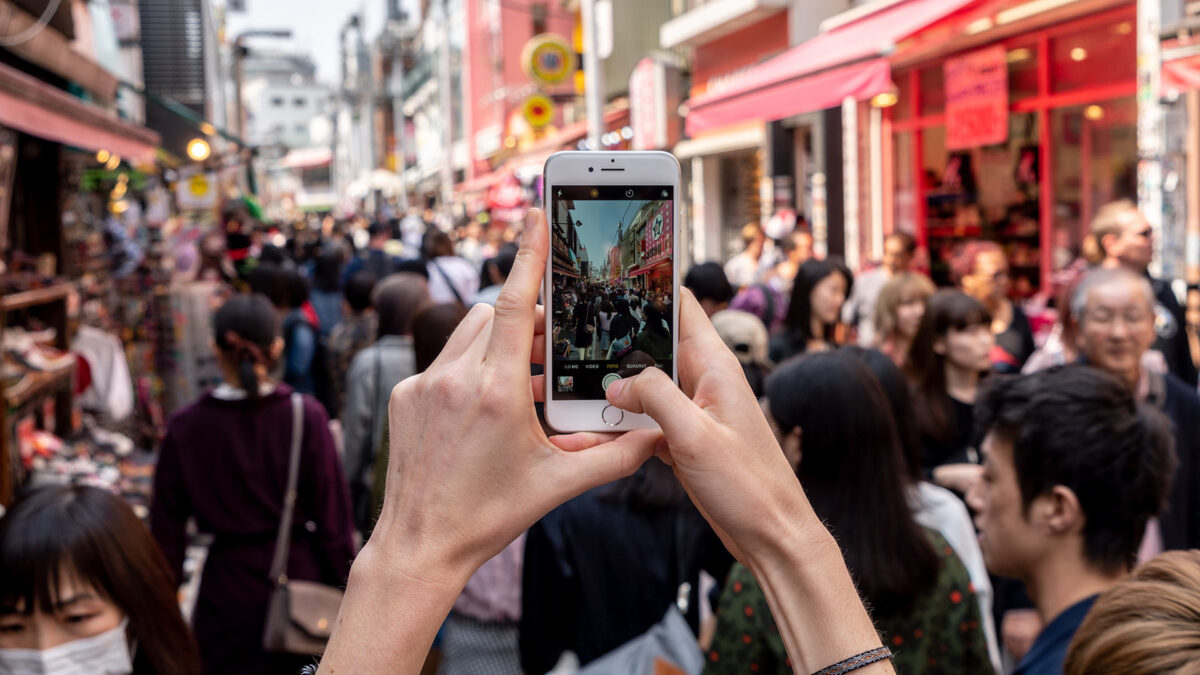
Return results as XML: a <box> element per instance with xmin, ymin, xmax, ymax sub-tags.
<box><xmin>72</xmin><ymin>325</ymin><xmax>134</xmax><ymax>421</ymax></box>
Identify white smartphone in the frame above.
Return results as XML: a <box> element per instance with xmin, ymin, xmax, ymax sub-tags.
<box><xmin>542</xmin><ymin>150</ymin><xmax>681</xmax><ymax>433</ymax></box>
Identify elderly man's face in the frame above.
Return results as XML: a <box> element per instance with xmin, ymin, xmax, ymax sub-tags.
<box><xmin>1076</xmin><ymin>278</ymin><xmax>1156</xmax><ymax>380</ymax></box>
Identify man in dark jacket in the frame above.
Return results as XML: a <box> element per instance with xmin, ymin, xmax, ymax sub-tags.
<box><xmin>1073</xmin><ymin>267</ymin><xmax>1200</xmax><ymax>550</ymax></box>
<box><xmin>1092</xmin><ymin>199</ymin><xmax>1198</xmax><ymax>386</ymax></box>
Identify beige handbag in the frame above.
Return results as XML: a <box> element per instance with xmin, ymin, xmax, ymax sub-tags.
<box><xmin>262</xmin><ymin>393</ymin><xmax>344</xmax><ymax>655</ymax></box>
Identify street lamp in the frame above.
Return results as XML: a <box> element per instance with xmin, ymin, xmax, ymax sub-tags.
<box><xmin>233</xmin><ymin>29</ymin><xmax>293</xmax><ymax>141</ymax></box>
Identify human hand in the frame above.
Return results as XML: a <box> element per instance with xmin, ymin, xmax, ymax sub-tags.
<box><xmin>933</xmin><ymin>463</ymin><xmax>985</xmax><ymax>495</ymax></box>
<box><xmin>366</xmin><ymin>208</ymin><xmax>659</xmax><ymax>579</ymax></box>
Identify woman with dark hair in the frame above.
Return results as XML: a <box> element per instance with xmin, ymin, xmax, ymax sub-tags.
<box><xmin>597</xmin><ymin>299</ymin><xmax>616</xmax><ymax>352</ymax></box>
<box><xmin>906</xmin><ymin>290</ymin><xmax>995</xmax><ymax>495</ymax></box>
<box><xmin>150</xmin><ymin>294</ymin><xmax>355</xmax><ymax>675</ymax></box>
<box><xmin>708</xmin><ymin>352</ymin><xmax>991</xmax><ymax>673</ymax></box>
<box><xmin>423</xmin><ymin>229</ymin><xmax>479</xmax><ymax>306</ymax></box>
<box><xmin>606</xmin><ymin>298</ymin><xmax>638</xmax><ymax>359</ymax></box>
<box><xmin>412</xmin><ymin>302</ymin><xmax>470</xmax><ymax>373</ymax></box>
<box><xmin>0</xmin><ymin>486</ymin><xmax>200</xmax><ymax>675</ymax></box>
<box><xmin>768</xmin><ymin>259</ymin><xmax>852</xmax><ymax>363</ymax></box>
<box><xmin>310</xmin><ymin>250</ymin><xmax>345</xmax><ymax>338</ymax></box>
<box><xmin>954</xmin><ymin>240</ymin><xmax>1036</xmax><ymax>373</ymax></box>
<box><xmin>843</xmin><ymin>345</ymin><xmax>1002</xmax><ymax>670</ymax></box>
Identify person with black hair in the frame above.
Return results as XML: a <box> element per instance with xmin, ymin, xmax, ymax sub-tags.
<box><xmin>328</xmin><ymin>271</ymin><xmax>379</xmax><ymax>418</ymax></box>
<box><xmin>709</xmin><ymin>352</ymin><xmax>990</xmax><ymax>673</ymax></box>
<box><xmin>907</xmin><ymin>290</ymin><xmax>995</xmax><ymax>495</ymax></box>
<box><xmin>966</xmin><ymin>365</ymin><xmax>1176</xmax><ymax>675</ymax></box>
<box><xmin>631</xmin><ymin>301</ymin><xmax>672</xmax><ymax>361</ymax></box>
<box><xmin>843</xmin><ymin>345</ymin><xmax>1001</xmax><ymax>670</ymax></box>
<box><xmin>768</xmin><ymin>259</ymin><xmax>852</xmax><ymax>363</ymax></box>
<box><xmin>684</xmin><ymin>262</ymin><xmax>735</xmax><ymax>317</ymax></box>
<box><xmin>342</xmin><ymin>222</ymin><xmax>402</xmax><ymax>287</ymax></box>
<box><xmin>0</xmin><ymin>486</ymin><xmax>201</xmax><ymax>675</ymax></box>
<box><xmin>277</xmin><ymin>269</ymin><xmax>321</xmax><ymax>396</ymax></box>
<box><xmin>310</xmin><ymin>251</ymin><xmax>345</xmax><ymax>338</ymax></box>
<box><xmin>150</xmin><ymin>294</ymin><xmax>354</xmax><ymax>675</ymax></box>
<box><xmin>473</xmin><ymin>243</ymin><xmax>518</xmax><ymax>307</ymax></box>
<box><xmin>342</xmin><ymin>274</ymin><xmax>430</xmax><ymax>530</ymax></box>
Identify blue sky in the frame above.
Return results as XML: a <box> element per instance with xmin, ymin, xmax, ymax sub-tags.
<box><xmin>568</xmin><ymin>199</ymin><xmax>649</xmax><ymax>264</ymax></box>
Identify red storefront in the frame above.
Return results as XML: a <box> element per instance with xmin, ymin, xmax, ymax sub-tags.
<box><xmin>631</xmin><ymin>200</ymin><xmax>673</xmax><ymax>297</ymax></box>
<box><xmin>885</xmin><ymin>1</ymin><xmax>1139</xmax><ymax>296</ymax></box>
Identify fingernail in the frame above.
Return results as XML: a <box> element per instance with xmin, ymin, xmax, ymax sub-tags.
<box><xmin>607</xmin><ymin>378</ymin><xmax>625</xmax><ymax>399</ymax></box>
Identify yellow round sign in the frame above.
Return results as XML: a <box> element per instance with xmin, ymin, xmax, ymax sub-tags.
<box><xmin>188</xmin><ymin>173</ymin><xmax>210</xmax><ymax>197</ymax></box>
<box><xmin>522</xmin><ymin>34</ymin><xmax>575</xmax><ymax>87</ymax></box>
<box><xmin>523</xmin><ymin>94</ymin><xmax>555</xmax><ymax>129</ymax></box>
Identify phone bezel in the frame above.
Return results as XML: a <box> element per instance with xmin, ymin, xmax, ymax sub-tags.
<box><xmin>542</xmin><ymin>150</ymin><xmax>681</xmax><ymax>433</ymax></box>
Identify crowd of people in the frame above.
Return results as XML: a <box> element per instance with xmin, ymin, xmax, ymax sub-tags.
<box><xmin>552</xmin><ymin>277</ymin><xmax>673</xmax><ymax>362</ymax></box>
<box><xmin>0</xmin><ymin>199</ymin><xmax>1199</xmax><ymax>675</ymax></box>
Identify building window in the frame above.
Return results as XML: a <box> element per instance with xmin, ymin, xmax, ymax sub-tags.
<box><xmin>271</xmin><ymin>97</ymin><xmax>284</xmax><ymax>107</ymax></box>
<box><xmin>294</xmin><ymin>124</ymin><xmax>306</xmax><ymax>135</ymax></box>
<box><xmin>294</xmin><ymin>97</ymin><xmax>306</xmax><ymax>107</ymax></box>
<box><xmin>532</xmin><ymin>2</ymin><xmax>547</xmax><ymax>34</ymax></box>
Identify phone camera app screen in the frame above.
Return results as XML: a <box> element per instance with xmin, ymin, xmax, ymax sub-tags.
<box><xmin>551</xmin><ymin>186</ymin><xmax>674</xmax><ymax>400</ymax></box>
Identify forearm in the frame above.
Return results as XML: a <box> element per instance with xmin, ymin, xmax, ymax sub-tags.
<box><xmin>742</xmin><ymin>489</ymin><xmax>893</xmax><ymax>674</ymax></box>
<box><xmin>318</xmin><ymin>543</ymin><xmax>469</xmax><ymax>674</ymax></box>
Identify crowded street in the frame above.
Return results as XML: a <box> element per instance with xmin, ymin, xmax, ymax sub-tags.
<box><xmin>2</xmin><ymin>0</ymin><xmax>1200</xmax><ymax>674</ymax></box>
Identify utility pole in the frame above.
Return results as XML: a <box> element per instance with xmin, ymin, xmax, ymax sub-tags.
<box><xmin>580</xmin><ymin>0</ymin><xmax>605</xmax><ymax>151</ymax></box>
<box><xmin>390</xmin><ymin>21</ymin><xmax>409</xmax><ymax>210</ymax></box>
<box><xmin>437</xmin><ymin>0</ymin><xmax>455</xmax><ymax>213</ymax></box>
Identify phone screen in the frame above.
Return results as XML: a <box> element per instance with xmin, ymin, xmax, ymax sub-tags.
<box><xmin>550</xmin><ymin>185</ymin><xmax>674</xmax><ymax>400</ymax></box>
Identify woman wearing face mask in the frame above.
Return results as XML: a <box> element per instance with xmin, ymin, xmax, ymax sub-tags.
<box><xmin>906</xmin><ymin>290</ymin><xmax>995</xmax><ymax>496</ymax></box>
<box><xmin>954</xmin><ymin>241</ymin><xmax>1035</xmax><ymax>374</ymax></box>
<box><xmin>872</xmin><ymin>272</ymin><xmax>935</xmax><ymax>367</ymax></box>
<box><xmin>768</xmin><ymin>259</ymin><xmax>853</xmax><ymax>363</ymax></box>
<box><xmin>0</xmin><ymin>485</ymin><xmax>200</xmax><ymax>675</ymax></box>
<box><xmin>150</xmin><ymin>294</ymin><xmax>355</xmax><ymax>675</ymax></box>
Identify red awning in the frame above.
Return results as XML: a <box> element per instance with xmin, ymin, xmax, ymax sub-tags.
<box><xmin>0</xmin><ymin>60</ymin><xmax>159</xmax><ymax>162</ymax></box>
<box><xmin>1165</xmin><ymin>53</ymin><xmax>1200</xmax><ymax>92</ymax></box>
<box><xmin>685</xmin><ymin>0</ymin><xmax>978</xmax><ymax>136</ymax></box>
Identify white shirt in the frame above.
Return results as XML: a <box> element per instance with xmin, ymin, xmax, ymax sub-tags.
<box><xmin>427</xmin><ymin>256</ymin><xmax>481</xmax><ymax>306</ymax></box>
<box><xmin>910</xmin><ymin>481</ymin><xmax>1002</xmax><ymax>673</ymax></box>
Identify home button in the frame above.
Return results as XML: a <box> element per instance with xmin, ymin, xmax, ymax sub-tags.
<box><xmin>601</xmin><ymin>405</ymin><xmax>624</xmax><ymax>427</ymax></box>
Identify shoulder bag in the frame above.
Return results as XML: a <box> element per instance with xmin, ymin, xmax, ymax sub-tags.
<box><xmin>263</xmin><ymin>393</ymin><xmax>344</xmax><ymax>655</ymax></box>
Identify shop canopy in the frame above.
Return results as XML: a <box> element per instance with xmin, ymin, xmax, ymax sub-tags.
<box><xmin>0</xmin><ymin>59</ymin><xmax>159</xmax><ymax>163</ymax></box>
<box><xmin>684</xmin><ymin>0</ymin><xmax>978</xmax><ymax>137</ymax></box>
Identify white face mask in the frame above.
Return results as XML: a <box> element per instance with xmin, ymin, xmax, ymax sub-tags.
<box><xmin>0</xmin><ymin>617</ymin><xmax>133</xmax><ymax>675</ymax></box>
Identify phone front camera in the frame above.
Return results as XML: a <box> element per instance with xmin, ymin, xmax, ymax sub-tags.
<box><xmin>588</xmin><ymin>167</ymin><xmax>594</xmax><ymax>172</ymax></box>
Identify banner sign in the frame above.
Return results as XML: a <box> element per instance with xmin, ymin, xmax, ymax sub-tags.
<box><xmin>641</xmin><ymin>201</ymin><xmax>672</xmax><ymax>266</ymax></box>
<box><xmin>945</xmin><ymin>46</ymin><xmax>1009</xmax><ymax>150</ymax></box>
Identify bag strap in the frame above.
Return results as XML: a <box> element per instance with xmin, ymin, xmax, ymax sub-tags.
<box><xmin>269</xmin><ymin>393</ymin><xmax>305</xmax><ymax>587</ymax></box>
<box><xmin>430</xmin><ymin>259</ymin><xmax>467</xmax><ymax>308</ymax></box>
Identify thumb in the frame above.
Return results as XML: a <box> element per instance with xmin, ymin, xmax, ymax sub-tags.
<box><xmin>605</xmin><ymin>366</ymin><xmax>700</xmax><ymax>446</ymax></box>
<box><xmin>547</xmin><ymin>430</ymin><xmax>660</xmax><ymax>499</ymax></box>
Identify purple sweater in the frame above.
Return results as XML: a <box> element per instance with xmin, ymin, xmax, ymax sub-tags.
<box><xmin>151</xmin><ymin>384</ymin><xmax>355</xmax><ymax>674</ymax></box>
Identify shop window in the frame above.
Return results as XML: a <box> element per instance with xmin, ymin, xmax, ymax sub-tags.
<box><xmin>893</xmin><ymin>70</ymin><xmax>913</xmax><ymax>121</ymax></box>
<box><xmin>893</xmin><ymin>131</ymin><xmax>915</xmax><ymax>234</ymax></box>
<box><xmin>271</xmin><ymin>97</ymin><xmax>284</xmax><ymax>107</ymax></box>
<box><xmin>294</xmin><ymin>97</ymin><xmax>307</xmax><ymax>107</ymax></box>
<box><xmin>1007</xmin><ymin>43</ymin><xmax>1038</xmax><ymax>100</ymax></box>
<box><xmin>1051</xmin><ymin>20</ymin><xmax>1136</xmax><ymax>93</ymax></box>
<box><xmin>919</xmin><ymin>65</ymin><xmax>944</xmax><ymax>116</ymax></box>
<box><xmin>1051</xmin><ymin>98</ymin><xmax>1137</xmax><ymax>269</ymax></box>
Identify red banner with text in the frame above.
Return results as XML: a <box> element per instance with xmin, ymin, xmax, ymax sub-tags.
<box><xmin>945</xmin><ymin>46</ymin><xmax>1009</xmax><ymax>150</ymax></box>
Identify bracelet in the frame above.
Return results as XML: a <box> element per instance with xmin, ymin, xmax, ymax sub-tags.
<box><xmin>811</xmin><ymin>646</ymin><xmax>893</xmax><ymax>675</ymax></box>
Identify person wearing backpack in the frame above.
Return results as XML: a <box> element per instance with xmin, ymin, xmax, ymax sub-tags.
<box><xmin>342</xmin><ymin>222</ymin><xmax>403</xmax><ymax>286</ymax></box>
<box><xmin>342</xmin><ymin>273</ymin><xmax>429</xmax><ymax>531</ymax></box>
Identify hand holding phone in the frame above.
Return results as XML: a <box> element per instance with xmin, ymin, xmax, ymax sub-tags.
<box><xmin>543</xmin><ymin>151</ymin><xmax>681</xmax><ymax>432</ymax></box>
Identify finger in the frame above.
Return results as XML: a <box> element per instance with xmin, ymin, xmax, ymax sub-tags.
<box><xmin>533</xmin><ymin>305</ymin><xmax>545</xmax><ymax>335</ymax></box>
<box><xmin>676</xmin><ymin>288</ymin><xmax>743</xmax><ymax>398</ymax></box>
<box><xmin>605</xmin><ymin>366</ymin><xmax>703</xmax><ymax>445</ymax></box>
<box><xmin>531</xmin><ymin>374</ymin><xmax>544</xmax><ymax>402</ymax></box>
<box><xmin>487</xmin><ymin>210</ymin><xmax>548</xmax><ymax>373</ymax></box>
<box><xmin>530</xmin><ymin>335</ymin><xmax>545</xmax><ymax>365</ymax></box>
<box><xmin>429</xmin><ymin>303</ymin><xmax>494</xmax><ymax>370</ymax></box>
<box><xmin>549</xmin><ymin>431</ymin><xmax>626</xmax><ymax>452</ymax></box>
<box><xmin>546</xmin><ymin>429</ymin><xmax>661</xmax><ymax>499</ymax></box>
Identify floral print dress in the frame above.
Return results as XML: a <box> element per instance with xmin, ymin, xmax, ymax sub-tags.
<box><xmin>705</xmin><ymin>529</ymin><xmax>992</xmax><ymax>674</ymax></box>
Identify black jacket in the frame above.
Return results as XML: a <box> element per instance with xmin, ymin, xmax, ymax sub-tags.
<box><xmin>1152</xmin><ymin>371</ymin><xmax>1200</xmax><ymax>550</ymax></box>
<box><xmin>1152</xmin><ymin>277</ymin><xmax>1198</xmax><ymax>387</ymax></box>
<box><xmin>519</xmin><ymin>473</ymin><xmax>731</xmax><ymax>673</ymax></box>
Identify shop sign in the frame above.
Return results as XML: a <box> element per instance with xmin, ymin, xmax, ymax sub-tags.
<box><xmin>522</xmin><ymin>34</ymin><xmax>576</xmax><ymax>87</ymax></box>
<box><xmin>522</xmin><ymin>94</ymin><xmax>555</xmax><ymax>129</ymax></box>
<box><xmin>641</xmin><ymin>201</ymin><xmax>673</xmax><ymax>266</ymax></box>
<box><xmin>945</xmin><ymin>46</ymin><xmax>1008</xmax><ymax>150</ymax></box>
<box><xmin>176</xmin><ymin>168</ymin><xmax>216</xmax><ymax>210</ymax></box>
<box><xmin>630</xmin><ymin>57</ymin><xmax>682</xmax><ymax>151</ymax></box>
